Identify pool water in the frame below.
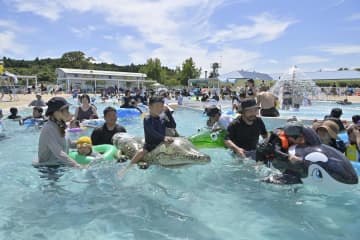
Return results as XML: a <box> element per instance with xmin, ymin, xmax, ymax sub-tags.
<box><xmin>0</xmin><ymin>101</ymin><xmax>360</xmax><ymax>240</ymax></box>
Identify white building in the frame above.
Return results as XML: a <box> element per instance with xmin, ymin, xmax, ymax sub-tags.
<box><xmin>56</xmin><ymin>68</ymin><xmax>148</xmax><ymax>92</ymax></box>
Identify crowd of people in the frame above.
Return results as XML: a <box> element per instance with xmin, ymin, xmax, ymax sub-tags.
<box><xmin>1</xmin><ymin>82</ymin><xmax>359</xmax><ymax>183</ymax></box>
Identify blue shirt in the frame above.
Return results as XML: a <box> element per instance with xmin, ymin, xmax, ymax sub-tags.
<box><xmin>143</xmin><ymin>110</ymin><xmax>176</xmax><ymax>151</ymax></box>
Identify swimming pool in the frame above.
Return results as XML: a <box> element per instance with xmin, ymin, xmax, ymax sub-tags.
<box><xmin>0</xmin><ymin>101</ymin><xmax>359</xmax><ymax>240</ymax></box>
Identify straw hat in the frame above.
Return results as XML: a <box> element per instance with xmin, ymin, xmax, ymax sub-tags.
<box><xmin>317</xmin><ymin>120</ymin><xmax>339</xmax><ymax>139</ymax></box>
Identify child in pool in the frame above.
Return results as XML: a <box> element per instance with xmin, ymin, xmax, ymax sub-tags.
<box><xmin>76</xmin><ymin>136</ymin><xmax>100</xmax><ymax>158</ymax></box>
<box><xmin>117</xmin><ymin>96</ymin><xmax>176</xmax><ymax>176</ymax></box>
<box><xmin>7</xmin><ymin>107</ymin><xmax>21</xmax><ymax>120</ymax></box>
<box><xmin>69</xmin><ymin>119</ymin><xmax>80</xmax><ymax>129</ymax></box>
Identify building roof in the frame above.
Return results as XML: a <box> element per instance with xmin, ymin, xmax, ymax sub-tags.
<box><xmin>56</xmin><ymin>68</ymin><xmax>146</xmax><ymax>78</ymax></box>
<box><xmin>271</xmin><ymin>70</ymin><xmax>360</xmax><ymax>81</ymax></box>
<box><xmin>218</xmin><ymin>70</ymin><xmax>273</xmax><ymax>82</ymax></box>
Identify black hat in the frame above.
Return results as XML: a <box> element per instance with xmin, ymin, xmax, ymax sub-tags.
<box><xmin>45</xmin><ymin>97</ymin><xmax>70</xmax><ymax>116</ymax></box>
<box><xmin>240</xmin><ymin>99</ymin><xmax>258</xmax><ymax>111</ymax></box>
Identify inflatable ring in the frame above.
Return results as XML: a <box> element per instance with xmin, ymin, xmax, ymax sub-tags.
<box><xmin>188</xmin><ymin>129</ymin><xmax>226</xmax><ymax>148</ymax></box>
<box><xmin>338</xmin><ymin>132</ymin><xmax>348</xmax><ymax>144</ymax></box>
<box><xmin>82</xmin><ymin>119</ymin><xmax>105</xmax><ymax>127</ymax></box>
<box><xmin>117</xmin><ymin>108</ymin><xmax>141</xmax><ymax>117</ymax></box>
<box><xmin>23</xmin><ymin>118</ymin><xmax>45</xmax><ymax>127</ymax></box>
<box><xmin>350</xmin><ymin>161</ymin><xmax>360</xmax><ymax>176</ymax></box>
<box><xmin>137</xmin><ymin>103</ymin><xmax>149</xmax><ymax>112</ymax></box>
<box><xmin>69</xmin><ymin>144</ymin><xmax>118</xmax><ymax>164</ymax></box>
<box><xmin>66</xmin><ymin>127</ymin><xmax>87</xmax><ymax>141</ymax></box>
<box><xmin>67</xmin><ymin>127</ymin><xmax>86</xmax><ymax>133</ymax></box>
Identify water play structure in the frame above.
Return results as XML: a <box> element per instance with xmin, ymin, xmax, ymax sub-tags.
<box><xmin>271</xmin><ymin>66</ymin><xmax>318</xmax><ymax>110</ymax></box>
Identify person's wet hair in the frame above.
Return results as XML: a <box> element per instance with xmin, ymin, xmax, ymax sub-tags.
<box><xmin>33</xmin><ymin>106</ymin><xmax>43</xmax><ymax>114</ymax></box>
<box><xmin>247</xmin><ymin>78</ymin><xmax>255</xmax><ymax>85</ymax></box>
<box><xmin>149</xmin><ymin>96</ymin><xmax>164</xmax><ymax>105</ymax></box>
<box><xmin>330</xmin><ymin>108</ymin><xmax>342</xmax><ymax>118</ymax></box>
<box><xmin>352</xmin><ymin>115</ymin><xmax>360</xmax><ymax>124</ymax></box>
<box><xmin>81</xmin><ymin>94</ymin><xmax>90</xmax><ymax>103</ymax></box>
<box><xmin>103</xmin><ymin>106</ymin><xmax>116</xmax><ymax>117</ymax></box>
<box><xmin>10</xmin><ymin>107</ymin><xmax>18</xmax><ymax>115</ymax></box>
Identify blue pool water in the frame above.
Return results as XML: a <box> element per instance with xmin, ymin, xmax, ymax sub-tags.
<box><xmin>0</xmin><ymin>100</ymin><xmax>360</xmax><ymax>240</ymax></box>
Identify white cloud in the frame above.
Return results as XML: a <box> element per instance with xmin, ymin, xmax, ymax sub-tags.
<box><xmin>0</xmin><ymin>19</ymin><xmax>36</xmax><ymax>33</ymax></box>
<box><xmin>12</xmin><ymin>0</ymin><xmax>62</xmax><ymax>21</ymax></box>
<box><xmin>0</xmin><ymin>20</ymin><xmax>21</xmax><ymax>31</ymax></box>
<box><xmin>9</xmin><ymin>0</ymin><xmax>260</xmax><ymax>73</ymax></box>
<box><xmin>127</xmin><ymin>43</ymin><xmax>260</xmax><ymax>75</ymax></box>
<box><xmin>117</xmin><ymin>35</ymin><xmax>146</xmax><ymax>51</ymax></box>
<box><xmin>291</xmin><ymin>55</ymin><xmax>329</xmax><ymax>64</ymax></box>
<box><xmin>267</xmin><ymin>59</ymin><xmax>278</xmax><ymax>64</ymax></box>
<box><xmin>0</xmin><ymin>31</ymin><xmax>26</xmax><ymax>56</ymax></box>
<box><xmin>320</xmin><ymin>45</ymin><xmax>360</xmax><ymax>55</ymax></box>
<box><xmin>70</xmin><ymin>25</ymin><xmax>97</xmax><ymax>38</ymax></box>
<box><xmin>209</xmin><ymin>13</ymin><xmax>296</xmax><ymax>43</ymax></box>
<box><xmin>346</xmin><ymin>13</ymin><xmax>360</xmax><ymax>21</ymax></box>
<box><xmin>97</xmin><ymin>51</ymin><xmax>115</xmax><ymax>64</ymax></box>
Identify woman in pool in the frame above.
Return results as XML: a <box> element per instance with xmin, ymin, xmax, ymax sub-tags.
<box><xmin>35</xmin><ymin>97</ymin><xmax>81</xmax><ymax>167</ymax></box>
<box><xmin>74</xmin><ymin>94</ymin><xmax>98</xmax><ymax>122</ymax></box>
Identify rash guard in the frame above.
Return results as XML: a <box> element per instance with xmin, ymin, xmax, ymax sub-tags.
<box><xmin>143</xmin><ymin>110</ymin><xmax>176</xmax><ymax>151</ymax></box>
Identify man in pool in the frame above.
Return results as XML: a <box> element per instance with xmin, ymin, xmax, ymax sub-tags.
<box><xmin>256</xmin><ymin>87</ymin><xmax>279</xmax><ymax>117</ymax></box>
<box><xmin>19</xmin><ymin>106</ymin><xmax>46</xmax><ymax>125</ymax></box>
<box><xmin>91</xmin><ymin>106</ymin><xmax>127</xmax><ymax>145</ymax></box>
<box><xmin>224</xmin><ymin>99</ymin><xmax>268</xmax><ymax>159</ymax></box>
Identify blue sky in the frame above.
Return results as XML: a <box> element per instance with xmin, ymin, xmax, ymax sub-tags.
<box><xmin>0</xmin><ymin>0</ymin><xmax>359</xmax><ymax>75</ymax></box>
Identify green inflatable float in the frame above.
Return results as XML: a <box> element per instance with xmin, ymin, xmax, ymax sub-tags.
<box><xmin>188</xmin><ymin>129</ymin><xmax>226</xmax><ymax>148</ymax></box>
<box><xmin>69</xmin><ymin>144</ymin><xmax>117</xmax><ymax>164</ymax></box>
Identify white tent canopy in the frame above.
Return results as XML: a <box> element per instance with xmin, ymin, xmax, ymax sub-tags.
<box><xmin>218</xmin><ymin>70</ymin><xmax>273</xmax><ymax>82</ymax></box>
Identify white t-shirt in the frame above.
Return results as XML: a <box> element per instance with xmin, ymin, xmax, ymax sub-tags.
<box><xmin>212</xmin><ymin>115</ymin><xmax>232</xmax><ymax>130</ymax></box>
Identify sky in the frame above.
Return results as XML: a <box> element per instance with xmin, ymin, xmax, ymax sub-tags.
<box><xmin>0</xmin><ymin>0</ymin><xmax>359</xmax><ymax>75</ymax></box>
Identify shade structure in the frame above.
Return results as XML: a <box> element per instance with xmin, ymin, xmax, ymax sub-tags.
<box><xmin>1</xmin><ymin>71</ymin><xmax>18</xmax><ymax>84</ymax></box>
<box><xmin>218</xmin><ymin>70</ymin><xmax>273</xmax><ymax>82</ymax></box>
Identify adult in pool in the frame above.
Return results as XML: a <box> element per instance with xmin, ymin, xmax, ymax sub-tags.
<box><xmin>224</xmin><ymin>99</ymin><xmax>268</xmax><ymax>159</ymax></box>
<box><xmin>90</xmin><ymin>106</ymin><xmax>127</xmax><ymax>145</ymax></box>
<box><xmin>35</xmin><ymin>97</ymin><xmax>81</xmax><ymax>167</ymax></box>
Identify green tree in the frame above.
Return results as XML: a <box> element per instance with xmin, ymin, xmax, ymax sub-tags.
<box><xmin>139</xmin><ymin>58</ymin><xmax>163</xmax><ymax>83</ymax></box>
<box><xmin>179</xmin><ymin>57</ymin><xmax>201</xmax><ymax>85</ymax></box>
<box><xmin>61</xmin><ymin>51</ymin><xmax>91</xmax><ymax>69</ymax></box>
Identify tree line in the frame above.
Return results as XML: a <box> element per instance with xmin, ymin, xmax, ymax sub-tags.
<box><xmin>2</xmin><ymin>51</ymin><xmax>201</xmax><ymax>86</ymax></box>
